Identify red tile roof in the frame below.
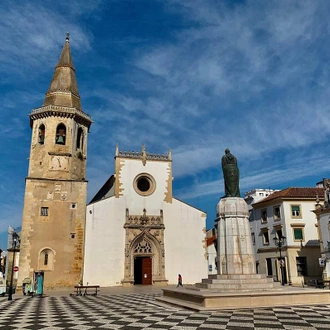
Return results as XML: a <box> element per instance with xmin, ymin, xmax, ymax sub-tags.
<box><xmin>253</xmin><ymin>187</ymin><xmax>323</xmax><ymax>207</ymax></box>
<box><xmin>206</xmin><ymin>235</ymin><xmax>216</xmax><ymax>247</ymax></box>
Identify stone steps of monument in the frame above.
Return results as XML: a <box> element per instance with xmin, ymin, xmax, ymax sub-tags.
<box><xmin>208</xmin><ymin>274</ymin><xmax>266</xmax><ymax>280</ymax></box>
<box><xmin>195</xmin><ymin>282</ymin><xmax>278</xmax><ymax>290</ymax></box>
<box><xmin>201</xmin><ymin>277</ymin><xmax>275</xmax><ymax>285</ymax></box>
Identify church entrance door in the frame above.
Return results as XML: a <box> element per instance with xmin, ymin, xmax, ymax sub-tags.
<box><xmin>134</xmin><ymin>257</ymin><xmax>152</xmax><ymax>285</ymax></box>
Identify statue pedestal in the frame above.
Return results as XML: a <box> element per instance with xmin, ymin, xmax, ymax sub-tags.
<box><xmin>194</xmin><ymin>197</ymin><xmax>278</xmax><ymax>291</ymax></box>
<box><xmin>215</xmin><ymin>197</ymin><xmax>255</xmax><ymax>275</ymax></box>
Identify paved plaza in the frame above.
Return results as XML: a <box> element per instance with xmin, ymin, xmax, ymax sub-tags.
<box><xmin>1</xmin><ymin>288</ymin><xmax>330</xmax><ymax>329</ymax></box>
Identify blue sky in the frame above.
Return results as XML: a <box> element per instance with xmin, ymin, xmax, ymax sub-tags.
<box><xmin>1</xmin><ymin>0</ymin><xmax>330</xmax><ymax>249</ymax></box>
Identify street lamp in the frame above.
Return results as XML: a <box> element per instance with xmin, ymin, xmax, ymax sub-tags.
<box><xmin>0</xmin><ymin>249</ymin><xmax>3</xmax><ymax>274</ymax></box>
<box><xmin>273</xmin><ymin>235</ymin><xmax>286</xmax><ymax>286</ymax></box>
<box><xmin>8</xmin><ymin>232</ymin><xmax>19</xmax><ymax>301</ymax></box>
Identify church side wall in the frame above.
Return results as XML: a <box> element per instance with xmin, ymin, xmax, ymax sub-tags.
<box><xmin>83</xmin><ymin>197</ymin><xmax>126</xmax><ymax>286</ymax></box>
<box><xmin>164</xmin><ymin>198</ymin><xmax>207</xmax><ymax>284</ymax></box>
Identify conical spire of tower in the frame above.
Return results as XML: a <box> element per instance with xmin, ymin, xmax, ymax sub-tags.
<box><xmin>43</xmin><ymin>33</ymin><xmax>82</xmax><ymax>110</ymax></box>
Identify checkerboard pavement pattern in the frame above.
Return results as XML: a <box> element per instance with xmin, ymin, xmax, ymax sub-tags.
<box><xmin>1</xmin><ymin>293</ymin><xmax>330</xmax><ymax>329</ymax></box>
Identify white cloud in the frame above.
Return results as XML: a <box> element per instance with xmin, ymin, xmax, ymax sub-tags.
<box><xmin>0</xmin><ymin>2</ymin><xmax>94</xmax><ymax>79</ymax></box>
<box><xmin>177</xmin><ymin>149</ymin><xmax>330</xmax><ymax>201</ymax></box>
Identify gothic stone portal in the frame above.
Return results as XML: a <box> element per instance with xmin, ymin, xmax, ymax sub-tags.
<box><xmin>122</xmin><ymin>209</ymin><xmax>167</xmax><ymax>286</ymax></box>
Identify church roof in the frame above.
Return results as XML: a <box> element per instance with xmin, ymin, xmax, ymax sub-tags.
<box><xmin>89</xmin><ymin>175</ymin><xmax>116</xmax><ymax>204</ymax></box>
<box><xmin>206</xmin><ymin>234</ymin><xmax>216</xmax><ymax>247</ymax></box>
<box><xmin>42</xmin><ymin>33</ymin><xmax>82</xmax><ymax>110</ymax></box>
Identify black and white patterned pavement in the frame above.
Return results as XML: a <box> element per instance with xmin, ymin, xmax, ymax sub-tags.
<box><xmin>1</xmin><ymin>293</ymin><xmax>330</xmax><ymax>329</ymax></box>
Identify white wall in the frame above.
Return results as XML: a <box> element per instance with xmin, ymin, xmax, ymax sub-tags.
<box><xmin>118</xmin><ymin>158</ymin><xmax>171</xmax><ymax>214</ymax></box>
<box><xmin>83</xmin><ymin>197</ymin><xmax>126</xmax><ymax>286</ymax></box>
<box><xmin>164</xmin><ymin>198</ymin><xmax>208</xmax><ymax>284</ymax></box>
<box><xmin>283</xmin><ymin>201</ymin><xmax>319</xmax><ymax>246</ymax></box>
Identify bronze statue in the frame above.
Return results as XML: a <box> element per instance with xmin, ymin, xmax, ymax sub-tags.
<box><xmin>221</xmin><ymin>148</ymin><xmax>240</xmax><ymax>197</ymax></box>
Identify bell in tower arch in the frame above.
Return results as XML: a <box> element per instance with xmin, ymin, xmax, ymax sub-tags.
<box><xmin>56</xmin><ymin>124</ymin><xmax>66</xmax><ymax>145</ymax></box>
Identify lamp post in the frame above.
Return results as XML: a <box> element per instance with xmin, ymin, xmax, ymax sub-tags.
<box><xmin>8</xmin><ymin>232</ymin><xmax>19</xmax><ymax>301</ymax></box>
<box><xmin>273</xmin><ymin>235</ymin><xmax>286</xmax><ymax>286</ymax></box>
<box><xmin>0</xmin><ymin>249</ymin><xmax>3</xmax><ymax>274</ymax></box>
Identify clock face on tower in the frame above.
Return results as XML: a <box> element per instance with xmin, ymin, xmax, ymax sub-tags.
<box><xmin>50</xmin><ymin>156</ymin><xmax>69</xmax><ymax>171</ymax></box>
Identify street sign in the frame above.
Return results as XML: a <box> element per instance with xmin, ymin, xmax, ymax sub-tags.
<box><xmin>13</xmin><ymin>266</ymin><xmax>19</xmax><ymax>272</ymax></box>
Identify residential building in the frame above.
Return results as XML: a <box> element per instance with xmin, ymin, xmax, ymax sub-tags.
<box><xmin>244</xmin><ymin>189</ymin><xmax>277</xmax><ymax>210</ymax></box>
<box><xmin>251</xmin><ymin>187</ymin><xmax>323</xmax><ymax>285</ymax></box>
<box><xmin>245</xmin><ymin>188</ymin><xmax>277</xmax><ymax>272</ymax></box>
<box><xmin>313</xmin><ymin>179</ymin><xmax>330</xmax><ymax>280</ymax></box>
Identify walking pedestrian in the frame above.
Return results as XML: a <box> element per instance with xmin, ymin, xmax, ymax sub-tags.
<box><xmin>177</xmin><ymin>274</ymin><xmax>183</xmax><ymax>287</ymax></box>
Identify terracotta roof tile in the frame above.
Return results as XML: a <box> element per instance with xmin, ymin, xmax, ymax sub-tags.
<box><xmin>206</xmin><ymin>235</ymin><xmax>216</xmax><ymax>247</ymax></box>
<box><xmin>253</xmin><ymin>187</ymin><xmax>323</xmax><ymax>206</ymax></box>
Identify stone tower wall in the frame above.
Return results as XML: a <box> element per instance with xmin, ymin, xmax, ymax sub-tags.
<box><xmin>18</xmin><ymin>178</ymin><xmax>87</xmax><ymax>288</ymax></box>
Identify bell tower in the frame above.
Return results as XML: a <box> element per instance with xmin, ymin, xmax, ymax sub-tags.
<box><xmin>18</xmin><ymin>34</ymin><xmax>92</xmax><ymax>288</ymax></box>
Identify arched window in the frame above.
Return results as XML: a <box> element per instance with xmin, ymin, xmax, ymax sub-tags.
<box><xmin>38</xmin><ymin>124</ymin><xmax>45</xmax><ymax>145</ymax></box>
<box><xmin>76</xmin><ymin>127</ymin><xmax>83</xmax><ymax>149</ymax></box>
<box><xmin>39</xmin><ymin>248</ymin><xmax>54</xmax><ymax>271</ymax></box>
<box><xmin>55</xmin><ymin>124</ymin><xmax>66</xmax><ymax>145</ymax></box>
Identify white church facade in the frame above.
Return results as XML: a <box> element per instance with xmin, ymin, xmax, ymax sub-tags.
<box><xmin>83</xmin><ymin>146</ymin><xmax>208</xmax><ymax>287</ymax></box>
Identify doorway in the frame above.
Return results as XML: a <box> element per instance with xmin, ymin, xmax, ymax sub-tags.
<box><xmin>266</xmin><ymin>258</ymin><xmax>273</xmax><ymax>277</ymax></box>
<box><xmin>134</xmin><ymin>257</ymin><xmax>152</xmax><ymax>285</ymax></box>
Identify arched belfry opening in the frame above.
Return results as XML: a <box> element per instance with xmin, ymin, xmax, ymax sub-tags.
<box><xmin>76</xmin><ymin>127</ymin><xmax>83</xmax><ymax>150</ymax></box>
<box><xmin>38</xmin><ymin>124</ymin><xmax>45</xmax><ymax>145</ymax></box>
<box><xmin>55</xmin><ymin>123</ymin><xmax>66</xmax><ymax>145</ymax></box>
<box><xmin>122</xmin><ymin>209</ymin><xmax>167</xmax><ymax>286</ymax></box>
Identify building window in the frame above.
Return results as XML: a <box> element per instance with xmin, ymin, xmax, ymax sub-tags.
<box><xmin>70</xmin><ymin>203</ymin><xmax>77</xmax><ymax>210</ymax></box>
<box><xmin>38</xmin><ymin>124</ymin><xmax>45</xmax><ymax>145</ymax></box>
<box><xmin>274</xmin><ymin>206</ymin><xmax>281</xmax><ymax>221</ymax></box>
<box><xmin>44</xmin><ymin>253</ymin><xmax>48</xmax><ymax>266</ymax></box>
<box><xmin>55</xmin><ymin>123</ymin><xmax>66</xmax><ymax>145</ymax></box>
<box><xmin>262</xmin><ymin>230</ymin><xmax>269</xmax><ymax>245</ymax></box>
<box><xmin>291</xmin><ymin>205</ymin><xmax>301</xmax><ymax>217</ymax></box>
<box><xmin>296</xmin><ymin>257</ymin><xmax>307</xmax><ymax>276</ymax></box>
<box><xmin>261</xmin><ymin>209</ymin><xmax>267</xmax><ymax>223</ymax></box>
<box><xmin>276</xmin><ymin>228</ymin><xmax>283</xmax><ymax>239</ymax></box>
<box><xmin>133</xmin><ymin>173</ymin><xmax>156</xmax><ymax>196</ymax></box>
<box><xmin>39</xmin><ymin>248</ymin><xmax>54</xmax><ymax>271</ymax></box>
<box><xmin>41</xmin><ymin>207</ymin><xmax>48</xmax><ymax>216</ymax></box>
<box><xmin>251</xmin><ymin>232</ymin><xmax>255</xmax><ymax>245</ymax></box>
<box><xmin>293</xmin><ymin>228</ymin><xmax>304</xmax><ymax>241</ymax></box>
<box><xmin>259</xmin><ymin>193</ymin><xmax>264</xmax><ymax>196</ymax></box>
